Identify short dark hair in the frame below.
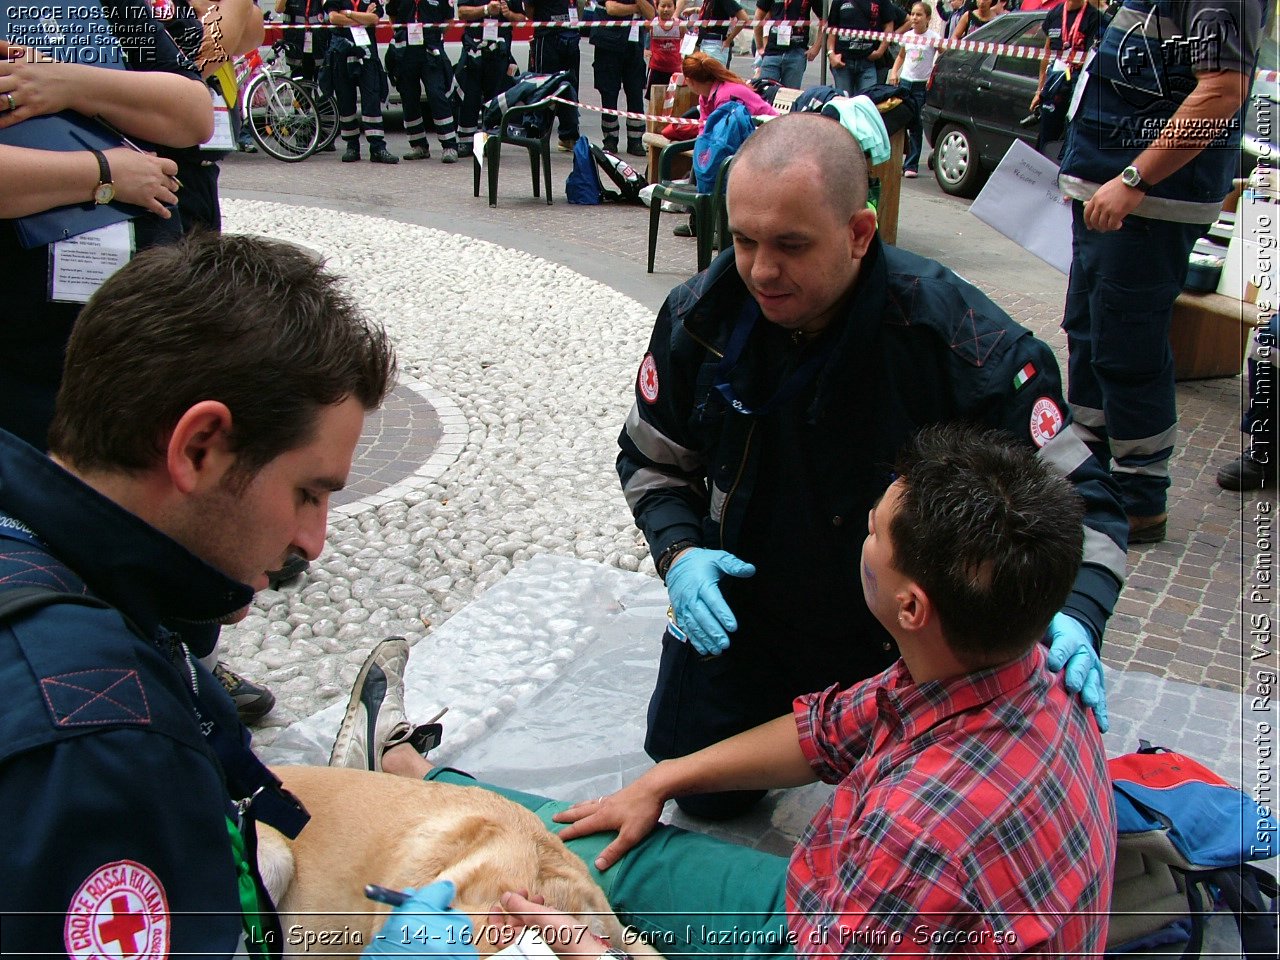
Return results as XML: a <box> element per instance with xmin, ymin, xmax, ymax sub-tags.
<box><xmin>49</xmin><ymin>232</ymin><xmax>396</xmax><ymax>476</ymax></box>
<box><xmin>889</xmin><ymin>426</ymin><xmax>1084</xmax><ymax>667</ymax></box>
<box><xmin>732</xmin><ymin>113</ymin><xmax>869</xmax><ymax>216</ymax></box>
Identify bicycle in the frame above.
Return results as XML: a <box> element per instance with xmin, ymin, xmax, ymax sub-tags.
<box><xmin>236</xmin><ymin>42</ymin><xmax>323</xmax><ymax>162</ymax></box>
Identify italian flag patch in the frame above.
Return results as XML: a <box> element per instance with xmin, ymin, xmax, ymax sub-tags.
<box><xmin>1013</xmin><ymin>363</ymin><xmax>1036</xmax><ymax>389</ymax></box>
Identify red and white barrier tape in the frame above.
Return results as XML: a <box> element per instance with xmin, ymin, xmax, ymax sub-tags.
<box><xmin>547</xmin><ymin>95</ymin><xmax>699</xmax><ymax>125</ymax></box>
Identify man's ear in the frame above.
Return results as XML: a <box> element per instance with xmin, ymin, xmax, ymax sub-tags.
<box><xmin>165</xmin><ymin>401</ymin><xmax>237</xmax><ymax>495</ymax></box>
<box><xmin>896</xmin><ymin>583</ymin><xmax>931</xmax><ymax>633</ymax></box>
<box><xmin>848</xmin><ymin>207</ymin><xmax>878</xmax><ymax>260</ymax></box>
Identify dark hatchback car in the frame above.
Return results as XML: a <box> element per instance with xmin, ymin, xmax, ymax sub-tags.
<box><xmin>922</xmin><ymin>10</ymin><xmax>1055</xmax><ymax>197</ymax></box>
<box><xmin>922</xmin><ymin>8</ymin><xmax>1280</xmax><ymax>198</ymax></box>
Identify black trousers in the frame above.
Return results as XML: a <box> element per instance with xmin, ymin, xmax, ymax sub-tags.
<box><xmin>334</xmin><ymin>54</ymin><xmax>386</xmax><ymax>145</ymax></box>
<box><xmin>396</xmin><ymin>45</ymin><xmax>457</xmax><ymax>148</ymax></box>
<box><xmin>456</xmin><ymin>45</ymin><xmax>513</xmax><ymax>138</ymax></box>
<box><xmin>592</xmin><ymin>42</ymin><xmax>645</xmax><ymax>142</ymax></box>
<box><xmin>528</xmin><ymin>29</ymin><xmax>580</xmax><ymax>141</ymax></box>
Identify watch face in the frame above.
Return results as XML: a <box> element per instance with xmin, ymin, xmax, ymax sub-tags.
<box><xmin>94</xmin><ymin>183</ymin><xmax>115</xmax><ymax>204</ymax></box>
<box><xmin>1122</xmin><ymin>167</ymin><xmax>1139</xmax><ymax>186</ymax></box>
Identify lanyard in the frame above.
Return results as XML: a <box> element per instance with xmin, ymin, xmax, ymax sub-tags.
<box><xmin>713</xmin><ymin>300</ymin><xmax>837</xmax><ymax>417</ymax></box>
<box><xmin>1061</xmin><ymin>1</ymin><xmax>1088</xmax><ymax>53</ymax></box>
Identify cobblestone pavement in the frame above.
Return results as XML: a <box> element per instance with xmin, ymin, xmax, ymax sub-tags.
<box><xmin>220</xmin><ymin>55</ymin><xmax>1274</xmax><ymax>712</ymax></box>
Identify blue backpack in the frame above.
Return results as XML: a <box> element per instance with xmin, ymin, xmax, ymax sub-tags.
<box><xmin>1105</xmin><ymin>743</ymin><xmax>1278</xmax><ymax>957</ymax></box>
<box><xmin>565</xmin><ymin>135</ymin><xmax>603</xmax><ymax>205</ymax></box>
<box><xmin>693</xmin><ymin>100</ymin><xmax>755</xmax><ymax>194</ymax></box>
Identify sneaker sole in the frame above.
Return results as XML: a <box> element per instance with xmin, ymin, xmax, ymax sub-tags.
<box><xmin>328</xmin><ymin>637</ymin><xmax>408</xmax><ymax>769</ymax></box>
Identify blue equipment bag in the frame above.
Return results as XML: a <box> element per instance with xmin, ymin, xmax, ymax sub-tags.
<box><xmin>566</xmin><ymin>135</ymin><xmax>603</xmax><ymax>205</ymax></box>
<box><xmin>1105</xmin><ymin>742</ymin><xmax>1278</xmax><ymax>958</ymax></box>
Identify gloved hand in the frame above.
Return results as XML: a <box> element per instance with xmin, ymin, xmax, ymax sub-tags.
<box><xmin>666</xmin><ymin>548</ymin><xmax>755</xmax><ymax>656</ymax></box>
<box><xmin>1045</xmin><ymin>612</ymin><xmax>1109</xmax><ymax>733</ymax></box>
<box><xmin>365</xmin><ymin>880</ymin><xmax>478</xmax><ymax>957</ymax></box>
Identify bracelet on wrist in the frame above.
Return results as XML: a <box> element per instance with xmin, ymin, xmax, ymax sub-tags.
<box><xmin>656</xmin><ymin>539</ymin><xmax>697</xmax><ymax>582</ymax></box>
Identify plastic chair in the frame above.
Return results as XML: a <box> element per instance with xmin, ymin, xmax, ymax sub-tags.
<box><xmin>472</xmin><ymin>97</ymin><xmax>562</xmax><ymax>208</ymax></box>
<box><xmin>647</xmin><ymin>140</ymin><xmax>735</xmax><ymax>273</ymax></box>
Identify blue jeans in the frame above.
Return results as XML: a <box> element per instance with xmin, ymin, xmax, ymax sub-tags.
<box><xmin>697</xmin><ymin>36</ymin><xmax>731</xmax><ymax>66</ymax></box>
<box><xmin>758</xmin><ymin>48</ymin><xmax>806</xmax><ymax>88</ymax></box>
<box><xmin>830</xmin><ymin>58</ymin><xmax>877</xmax><ymax>96</ymax></box>
<box><xmin>901</xmin><ymin>79</ymin><xmax>928</xmax><ymax>172</ymax></box>
<box><xmin>1062</xmin><ymin>202</ymin><xmax>1206</xmax><ymax>517</ymax></box>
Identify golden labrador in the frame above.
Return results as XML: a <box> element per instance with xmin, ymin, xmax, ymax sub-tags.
<box><xmin>257</xmin><ymin>766</ymin><xmax>657</xmax><ymax>958</ymax></box>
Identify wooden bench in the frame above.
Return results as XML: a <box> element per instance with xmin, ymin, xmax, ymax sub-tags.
<box><xmin>1170</xmin><ymin>290</ymin><xmax>1260</xmax><ymax>380</ymax></box>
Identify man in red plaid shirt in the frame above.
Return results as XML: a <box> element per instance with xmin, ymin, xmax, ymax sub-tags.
<box><xmin>532</xmin><ymin>424</ymin><xmax>1117</xmax><ymax>956</ymax></box>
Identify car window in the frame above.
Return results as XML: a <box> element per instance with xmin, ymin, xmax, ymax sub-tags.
<box><xmin>992</xmin><ymin>17</ymin><xmax>1047</xmax><ymax>80</ymax></box>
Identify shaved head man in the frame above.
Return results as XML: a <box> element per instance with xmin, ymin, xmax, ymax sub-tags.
<box><xmin>619</xmin><ymin>111</ymin><xmax>1127</xmax><ymax>820</ymax></box>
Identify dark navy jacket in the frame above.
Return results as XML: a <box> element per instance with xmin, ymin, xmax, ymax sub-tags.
<box><xmin>618</xmin><ymin>240</ymin><xmax>1128</xmax><ymax>674</ymax></box>
<box><xmin>0</xmin><ymin>430</ymin><xmax>267</xmax><ymax>957</ymax></box>
<box><xmin>1059</xmin><ymin>0</ymin><xmax>1268</xmax><ymax>223</ymax></box>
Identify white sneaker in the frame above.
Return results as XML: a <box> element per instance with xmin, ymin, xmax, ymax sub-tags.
<box><xmin>328</xmin><ymin>638</ymin><xmax>445</xmax><ymax>771</ymax></box>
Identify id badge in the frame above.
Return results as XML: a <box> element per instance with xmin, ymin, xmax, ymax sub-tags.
<box><xmin>680</xmin><ymin>30</ymin><xmax>697</xmax><ymax>56</ymax></box>
<box><xmin>303</xmin><ymin>28</ymin><xmax>313</xmax><ymax>53</ymax></box>
<box><xmin>353</xmin><ymin>27</ymin><xmax>372</xmax><ymax>48</ymax></box>
<box><xmin>49</xmin><ymin>221</ymin><xmax>135</xmax><ymax>304</ymax></box>
<box><xmin>628</xmin><ymin>21</ymin><xmax>640</xmax><ymax>43</ymax></box>
<box><xmin>775</xmin><ymin>23</ymin><xmax>792</xmax><ymax>45</ymax></box>
<box><xmin>407</xmin><ymin>22</ymin><xmax>424</xmax><ymax>44</ymax></box>
<box><xmin>568</xmin><ymin>6</ymin><xmax>578</xmax><ymax>23</ymax></box>
<box><xmin>483</xmin><ymin>18</ymin><xmax>499</xmax><ymax>41</ymax></box>
<box><xmin>203</xmin><ymin>90</ymin><xmax>236</xmax><ymax>151</ymax></box>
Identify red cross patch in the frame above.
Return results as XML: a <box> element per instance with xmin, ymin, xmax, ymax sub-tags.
<box><xmin>1029</xmin><ymin>397</ymin><xmax>1064</xmax><ymax>448</ymax></box>
<box><xmin>65</xmin><ymin>860</ymin><xmax>169</xmax><ymax>959</ymax></box>
<box><xmin>638</xmin><ymin>353</ymin><xmax>660</xmax><ymax>404</ymax></box>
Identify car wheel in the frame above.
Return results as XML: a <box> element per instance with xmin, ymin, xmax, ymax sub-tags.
<box><xmin>933</xmin><ymin>123</ymin><xmax>986</xmax><ymax>198</ymax></box>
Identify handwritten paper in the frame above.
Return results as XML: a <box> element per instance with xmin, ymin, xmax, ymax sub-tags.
<box><xmin>970</xmin><ymin>139</ymin><xmax>1072</xmax><ymax>275</ymax></box>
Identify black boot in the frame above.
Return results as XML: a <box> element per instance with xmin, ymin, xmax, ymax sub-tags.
<box><xmin>626</xmin><ymin>136</ymin><xmax>645</xmax><ymax>157</ymax></box>
<box><xmin>603</xmin><ymin>133</ymin><xmax>619</xmax><ymax>153</ymax></box>
<box><xmin>369</xmin><ymin>143</ymin><xmax>400</xmax><ymax>164</ymax></box>
<box><xmin>1217</xmin><ymin>454</ymin><xmax>1277</xmax><ymax>491</ymax></box>
<box><xmin>341</xmin><ymin>140</ymin><xmax>361</xmax><ymax>162</ymax></box>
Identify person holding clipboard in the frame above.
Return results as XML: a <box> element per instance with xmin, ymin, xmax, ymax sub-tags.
<box><xmin>0</xmin><ymin>2</ymin><xmax>212</xmax><ymax>453</ymax></box>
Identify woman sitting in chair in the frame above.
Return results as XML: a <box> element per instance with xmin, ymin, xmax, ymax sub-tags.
<box><xmin>664</xmin><ymin>51</ymin><xmax>777</xmax><ymax>141</ymax></box>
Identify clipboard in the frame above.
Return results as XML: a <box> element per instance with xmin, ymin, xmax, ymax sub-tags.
<box><xmin>1</xmin><ymin>1</ymin><xmax>148</xmax><ymax>249</ymax></box>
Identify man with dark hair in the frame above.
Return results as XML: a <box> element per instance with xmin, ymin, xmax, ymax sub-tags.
<box><xmin>0</xmin><ymin>232</ymin><xmax>415</xmax><ymax>955</ymax></box>
<box><xmin>369</xmin><ymin>426</ymin><xmax>1117</xmax><ymax>957</ymax></box>
<box><xmin>618</xmin><ymin>111</ymin><xmax>1128</xmax><ymax>820</ymax></box>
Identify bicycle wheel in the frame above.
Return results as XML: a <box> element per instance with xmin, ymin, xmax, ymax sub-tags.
<box><xmin>242</xmin><ymin>74</ymin><xmax>321</xmax><ymax>162</ymax></box>
<box><xmin>296</xmin><ymin>80</ymin><xmax>339</xmax><ymax>154</ymax></box>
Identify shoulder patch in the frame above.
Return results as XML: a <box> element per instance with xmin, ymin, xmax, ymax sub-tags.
<box><xmin>66</xmin><ymin>860</ymin><xmax>170</xmax><ymax>960</ymax></box>
<box><xmin>638</xmin><ymin>353</ymin><xmax>660</xmax><ymax>404</ymax></box>
<box><xmin>1029</xmin><ymin>396</ymin><xmax>1064</xmax><ymax>448</ymax></box>
<box><xmin>41</xmin><ymin>669</ymin><xmax>151</xmax><ymax>727</ymax></box>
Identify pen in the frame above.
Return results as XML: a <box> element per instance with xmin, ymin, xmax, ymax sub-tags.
<box><xmin>364</xmin><ymin>883</ymin><xmax>411</xmax><ymax>908</ymax></box>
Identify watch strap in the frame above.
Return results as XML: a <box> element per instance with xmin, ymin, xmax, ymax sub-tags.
<box><xmin>91</xmin><ymin>148</ymin><xmax>111</xmax><ymax>188</ymax></box>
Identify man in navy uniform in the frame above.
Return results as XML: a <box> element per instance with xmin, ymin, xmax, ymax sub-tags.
<box><xmin>619</xmin><ymin>112</ymin><xmax>1127</xmax><ymax>819</ymax></box>
<box><xmin>456</xmin><ymin>0</ymin><xmax>527</xmax><ymax>151</ymax></box>
<box><xmin>526</xmin><ymin>0</ymin><xmax>582</xmax><ymax>150</ymax></box>
<box><xmin>1056</xmin><ymin>0</ymin><xmax>1268</xmax><ymax>544</ymax></box>
<box><xmin>588</xmin><ymin>0</ymin><xmax>654</xmax><ymax>156</ymax></box>
<box><xmin>388</xmin><ymin>0</ymin><xmax>462</xmax><ymax>162</ymax></box>
<box><xmin>325</xmin><ymin>0</ymin><xmax>400</xmax><ymax>162</ymax></box>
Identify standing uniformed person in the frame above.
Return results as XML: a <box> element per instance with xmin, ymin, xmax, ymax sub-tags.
<box><xmin>388</xmin><ymin>0</ymin><xmax>461</xmax><ymax>162</ymax></box>
<box><xmin>325</xmin><ymin>0</ymin><xmax>400</xmax><ymax>162</ymax></box>
<box><xmin>526</xmin><ymin>0</ymin><xmax>582</xmax><ymax>150</ymax></box>
<box><xmin>456</xmin><ymin>0</ymin><xmax>527</xmax><ymax>151</ymax></box>
<box><xmin>588</xmin><ymin>0</ymin><xmax>652</xmax><ymax>155</ymax></box>
<box><xmin>277</xmin><ymin>0</ymin><xmax>332</xmax><ymax>84</ymax></box>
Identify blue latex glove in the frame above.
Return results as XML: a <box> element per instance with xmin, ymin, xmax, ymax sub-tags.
<box><xmin>365</xmin><ymin>880</ymin><xmax>478</xmax><ymax>957</ymax></box>
<box><xmin>1045</xmin><ymin>612</ymin><xmax>1109</xmax><ymax>733</ymax></box>
<box><xmin>665</xmin><ymin>548</ymin><xmax>756</xmax><ymax>655</ymax></box>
